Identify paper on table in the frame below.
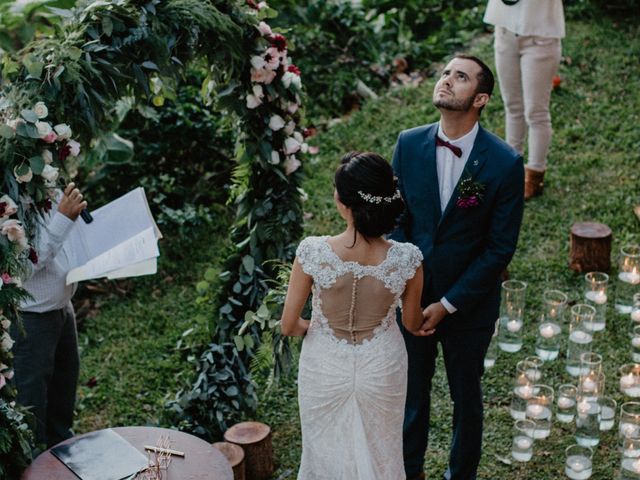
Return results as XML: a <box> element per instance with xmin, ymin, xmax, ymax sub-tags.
<box><xmin>67</xmin><ymin>228</ymin><xmax>158</xmax><ymax>285</ymax></box>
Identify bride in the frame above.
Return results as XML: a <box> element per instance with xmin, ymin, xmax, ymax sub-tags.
<box><xmin>281</xmin><ymin>151</ymin><xmax>427</xmax><ymax>479</ymax></box>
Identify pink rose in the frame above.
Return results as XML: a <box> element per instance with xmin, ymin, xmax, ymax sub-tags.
<box><xmin>42</xmin><ymin>131</ymin><xmax>58</xmax><ymax>143</ymax></box>
<box><xmin>250</xmin><ymin>68</ymin><xmax>276</xmax><ymax>84</ymax></box>
<box><xmin>67</xmin><ymin>139</ymin><xmax>81</xmax><ymax>157</ymax></box>
<box><xmin>1</xmin><ymin>219</ymin><xmax>27</xmax><ymax>248</ymax></box>
<box><xmin>284</xmin><ymin>155</ymin><xmax>301</xmax><ymax>175</ymax></box>
<box><xmin>0</xmin><ymin>195</ymin><xmax>18</xmax><ymax>218</ymax></box>
<box><xmin>0</xmin><ymin>374</ymin><xmax>5</xmax><ymax>390</ymax></box>
<box><xmin>257</xmin><ymin>21</ymin><xmax>272</xmax><ymax>37</ymax></box>
<box><xmin>1</xmin><ymin>273</ymin><xmax>11</xmax><ymax>285</ymax></box>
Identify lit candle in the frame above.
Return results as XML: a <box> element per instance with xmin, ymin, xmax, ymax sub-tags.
<box><xmin>516</xmin><ymin>437</ymin><xmax>532</xmax><ymax>449</ymax></box>
<box><xmin>519</xmin><ymin>384</ymin><xmax>534</xmax><ymax>399</ymax></box>
<box><xmin>621</xmin><ymin>423</ymin><xmax>638</xmax><ymax>438</ymax></box>
<box><xmin>585</xmin><ymin>290</ymin><xmax>607</xmax><ymax>305</ymax></box>
<box><xmin>632</xmin><ymin>336</ymin><xmax>640</xmax><ymax>348</ymax></box>
<box><xmin>571</xmin><ymin>330</ymin><xmax>590</xmax><ymax>343</ymax></box>
<box><xmin>539</xmin><ymin>323</ymin><xmax>555</xmax><ymax>339</ymax></box>
<box><xmin>527</xmin><ymin>403</ymin><xmax>544</xmax><ymax>418</ymax></box>
<box><xmin>632</xmin><ymin>310</ymin><xmax>640</xmax><ymax>323</ymax></box>
<box><xmin>633</xmin><ymin>458</ymin><xmax>640</xmax><ymax>474</ymax></box>
<box><xmin>577</xmin><ymin>400</ymin><xmax>591</xmax><ymax>415</ymax></box>
<box><xmin>558</xmin><ymin>396</ymin><xmax>573</xmax><ymax>409</ymax></box>
<box><xmin>507</xmin><ymin>319</ymin><xmax>522</xmax><ymax>333</ymax></box>
<box><xmin>621</xmin><ymin>373</ymin><xmax>636</xmax><ymax>390</ymax></box>
<box><xmin>582</xmin><ymin>377</ymin><xmax>597</xmax><ymax>392</ymax></box>
<box><xmin>620</xmin><ymin>271</ymin><xmax>640</xmax><ymax>285</ymax></box>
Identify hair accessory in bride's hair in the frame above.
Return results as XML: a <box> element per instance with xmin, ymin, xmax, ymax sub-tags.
<box><xmin>357</xmin><ymin>190</ymin><xmax>401</xmax><ymax>204</ymax></box>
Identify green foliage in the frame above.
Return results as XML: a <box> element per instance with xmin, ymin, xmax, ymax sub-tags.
<box><xmin>0</xmin><ymin>399</ymin><xmax>34</xmax><ymax>479</ymax></box>
<box><xmin>80</xmin><ymin>66</ymin><xmax>235</xmax><ymax>235</ymax></box>
<box><xmin>268</xmin><ymin>0</ymin><xmax>484</xmax><ymax>119</ymax></box>
<box><xmin>565</xmin><ymin>0</ymin><xmax>640</xmax><ymax>18</ymax></box>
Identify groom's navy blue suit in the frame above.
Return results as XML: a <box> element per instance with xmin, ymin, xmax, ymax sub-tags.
<box><xmin>391</xmin><ymin>122</ymin><xmax>524</xmax><ymax>479</ymax></box>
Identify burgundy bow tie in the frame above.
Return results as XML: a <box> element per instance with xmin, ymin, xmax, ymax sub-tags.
<box><xmin>436</xmin><ymin>136</ymin><xmax>462</xmax><ymax>158</ymax></box>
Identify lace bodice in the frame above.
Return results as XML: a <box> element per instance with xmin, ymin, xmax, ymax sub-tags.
<box><xmin>296</xmin><ymin>236</ymin><xmax>422</xmax><ymax>345</ymax></box>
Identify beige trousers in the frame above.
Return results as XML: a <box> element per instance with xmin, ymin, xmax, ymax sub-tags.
<box><xmin>494</xmin><ymin>26</ymin><xmax>562</xmax><ymax>171</ymax></box>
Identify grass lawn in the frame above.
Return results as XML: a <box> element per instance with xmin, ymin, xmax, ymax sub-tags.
<box><xmin>74</xmin><ymin>17</ymin><xmax>639</xmax><ymax>480</ymax></box>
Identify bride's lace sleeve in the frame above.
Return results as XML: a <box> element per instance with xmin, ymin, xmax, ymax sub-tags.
<box><xmin>400</xmin><ymin>243</ymin><xmax>423</xmax><ymax>281</ymax></box>
<box><xmin>295</xmin><ymin>237</ymin><xmax>317</xmax><ymax>278</ymax></box>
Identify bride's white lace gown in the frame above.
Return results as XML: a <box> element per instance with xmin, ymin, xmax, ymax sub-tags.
<box><xmin>295</xmin><ymin>236</ymin><xmax>423</xmax><ymax>480</ymax></box>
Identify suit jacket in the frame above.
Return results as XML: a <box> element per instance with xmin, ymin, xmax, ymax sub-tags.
<box><xmin>390</xmin><ymin>122</ymin><xmax>525</xmax><ymax>331</ymax></box>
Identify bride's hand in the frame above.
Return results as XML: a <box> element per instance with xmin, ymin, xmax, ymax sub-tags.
<box><xmin>417</xmin><ymin>302</ymin><xmax>448</xmax><ymax>334</ymax></box>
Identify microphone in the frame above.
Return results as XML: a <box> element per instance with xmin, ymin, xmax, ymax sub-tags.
<box><xmin>80</xmin><ymin>209</ymin><xmax>93</xmax><ymax>224</ymax></box>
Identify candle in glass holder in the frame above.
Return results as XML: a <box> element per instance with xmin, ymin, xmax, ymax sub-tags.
<box><xmin>585</xmin><ymin>290</ymin><xmax>607</xmax><ymax>305</ymax></box>
<box><xmin>581</xmin><ymin>377</ymin><xmax>597</xmax><ymax>393</ymax></box>
<box><xmin>620</xmin><ymin>457</ymin><xmax>640</xmax><ymax>479</ymax></box>
<box><xmin>632</xmin><ymin>309</ymin><xmax>640</xmax><ymax>323</ymax></box>
<box><xmin>621</xmin><ymin>271</ymin><xmax>640</xmax><ymax>285</ymax></box>
<box><xmin>507</xmin><ymin>319</ymin><xmax>522</xmax><ymax>333</ymax></box>
<box><xmin>565</xmin><ymin>445</ymin><xmax>593</xmax><ymax>480</ymax></box>
<box><xmin>621</xmin><ymin>365</ymin><xmax>640</xmax><ymax>397</ymax></box>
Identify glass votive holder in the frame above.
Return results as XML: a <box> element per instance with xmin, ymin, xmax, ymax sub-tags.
<box><xmin>511</xmin><ymin>419</ymin><xmax>535</xmax><ymax>462</ymax></box>
<box><xmin>498</xmin><ymin>280</ymin><xmax>527</xmax><ymax>353</ymax></box>
<box><xmin>567</xmin><ymin>305</ymin><xmax>596</xmax><ymax>377</ymax></box>
<box><xmin>576</xmin><ymin>397</ymin><xmax>601</xmax><ymax>447</ymax></box>
<box><xmin>599</xmin><ymin>396</ymin><xmax>617</xmax><ymax>431</ymax></box>
<box><xmin>578</xmin><ymin>371</ymin><xmax>605</xmax><ymax>402</ymax></box>
<box><xmin>510</xmin><ymin>358</ymin><xmax>542</xmax><ymax>420</ymax></box>
<box><xmin>631</xmin><ymin>293</ymin><xmax>640</xmax><ymax>334</ymax></box>
<box><xmin>557</xmin><ymin>384</ymin><xmax>578</xmax><ymax>423</ymax></box>
<box><xmin>580</xmin><ymin>352</ymin><xmax>603</xmax><ymax>377</ymax></box>
<box><xmin>621</xmin><ymin>364</ymin><xmax>640</xmax><ymax>397</ymax></box>
<box><xmin>484</xmin><ymin>320</ymin><xmax>499</xmax><ymax>369</ymax></box>
<box><xmin>616</xmin><ymin>245</ymin><xmax>640</xmax><ymax>314</ymax></box>
<box><xmin>584</xmin><ymin>272</ymin><xmax>608</xmax><ymax>332</ymax></box>
<box><xmin>620</xmin><ymin>454</ymin><xmax>640</xmax><ymax>480</ymax></box>
<box><xmin>526</xmin><ymin>384</ymin><xmax>554</xmax><ymax>439</ymax></box>
<box><xmin>631</xmin><ymin>326</ymin><xmax>640</xmax><ymax>363</ymax></box>
<box><xmin>619</xmin><ymin>402</ymin><xmax>640</xmax><ymax>450</ymax></box>
<box><xmin>535</xmin><ymin>290</ymin><xmax>567</xmax><ymax>361</ymax></box>
<box><xmin>565</xmin><ymin>444</ymin><xmax>593</xmax><ymax>479</ymax></box>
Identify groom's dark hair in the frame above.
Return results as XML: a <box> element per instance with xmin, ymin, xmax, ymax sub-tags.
<box><xmin>454</xmin><ymin>54</ymin><xmax>494</xmax><ymax>97</ymax></box>
<box><xmin>335</xmin><ymin>151</ymin><xmax>404</xmax><ymax>246</ymax></box>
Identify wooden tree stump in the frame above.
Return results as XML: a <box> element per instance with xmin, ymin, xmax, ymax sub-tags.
<box><xmin>224</xmin><ymin>422</ymin><xmax>273</xmax><ymax>480</ymax></box>
<box><xmin>213</xmin><ymin>442</ymin><xmax>246</xmax><ymax>480</ymax></box>
<box><xmin>569</xmin><ymin>222</ymin><xmax>612</xmax><ymax>273</ymax></box>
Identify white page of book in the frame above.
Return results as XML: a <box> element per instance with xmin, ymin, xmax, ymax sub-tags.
<box><xmin>106</xmin><ymin>257</ymin><xmax>158</xmax><ymax>280</ymax></box>
<box><xmin>66</xmin><ymin>227</ymin><xmax>159</xmax><ymax>284</ymax></box>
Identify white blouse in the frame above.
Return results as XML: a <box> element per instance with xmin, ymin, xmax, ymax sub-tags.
<box><xmin>484</xmin><ymin>0</ymin><xmax>565</xmax><ymax>39</ymax></box>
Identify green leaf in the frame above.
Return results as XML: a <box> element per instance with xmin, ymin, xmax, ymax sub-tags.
<box><xmin>257</xmin><ymin>304</ymin><xmax>270</xmax><ymax>319</ymax></box>
<box><xmin>244</xmin><ymin>334</ymin><xmax>255</xmax><ymax>349</ymax></box>
<box><xmin>0</xmin><ymin>124</ymin><xmax>15</xmax><ymax>139</ymax></box>
<box><xmin>14</xmin><ymin>163</ymin><xmax>30</xmax><ymax>176</ymax></box>
<box><xmin>23</xmin><ymin>56</ymin><xmax>44</xmax><ymax>79</ymax></box>
<box><xmin>242</xmin><ymin>255</ymin><xmax>255</xmax><ymax>275</ymax></box>
<box><xmin>233</xmin><ymin>335</ymin><xmax>245</xmax><ymax>351</ymax></box>
<box><xmin>67</xmin><ymin>47</ymin><xmax>83</xmax><ymax>61</ymax></box>
<box><xmin>141</xmin><ymin>61</ymin><xmax>159</xmax><ymax>70</ymax></box>
<box><xmin>244</xmin><ymin>311</ymin><xmax>255</xmax><ymax>323</ymax></box>
<box><xmin>102</xmin><ymin>16</ymin><xmax>113</xmax><ymax>37</ymax></box>
<box><xmin>29</xmin><ymin>156</ymin><xmax>44</xmax><ymax>175</ymax></box>
<box><xmin>196</xmin><ymin>280</ymin><xmax>210</xmax><ymax>294</ymax></box>
<box><xmin>204</xmin><ymin>268</ymin><xmax>217</xmax><ymax>282</ymax></box>
<box><xmin>20</xmin><ymin>109</ymin><xmax>38</xmax><ymax>123</ymax></box>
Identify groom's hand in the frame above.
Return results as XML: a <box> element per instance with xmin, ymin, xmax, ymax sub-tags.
<box><xmin>418</xmin><ymin>302</ymin><xmax>448</xmax><ymax>334</ymax></box>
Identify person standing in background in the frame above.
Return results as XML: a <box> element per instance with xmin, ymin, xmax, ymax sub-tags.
<box><xmin>484</xmin><ymin>0</ymin><xmax>565</xmax><ymax>200</ymax></box>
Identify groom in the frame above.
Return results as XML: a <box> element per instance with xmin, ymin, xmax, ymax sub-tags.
<box><xmin>391</xmin><ymin>55</ymin><xmax>524</xmax><ymax>480</ymax></box>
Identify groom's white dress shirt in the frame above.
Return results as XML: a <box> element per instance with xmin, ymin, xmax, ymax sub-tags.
<box><xmin>435</xmin><ymin>121</ymin><xmax>479</xmax><ymax>314</ymax></box>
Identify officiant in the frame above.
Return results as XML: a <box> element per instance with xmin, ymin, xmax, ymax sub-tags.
<box><xmin>11</xmin><ymin>182</ymin><xmax>88</xmax><ymax>449</ymax></box>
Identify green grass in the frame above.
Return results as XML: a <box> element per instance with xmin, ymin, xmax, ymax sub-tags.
<box><xmin>74</xmin><ymin>17</ymin><xmax>639</xmax><ymax>480</ymax></box>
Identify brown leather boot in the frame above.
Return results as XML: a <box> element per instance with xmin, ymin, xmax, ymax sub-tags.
<box><xmin>524</xmin><ymin>167</ymin><xmax>545</xmax><ymax>200</ymax></box>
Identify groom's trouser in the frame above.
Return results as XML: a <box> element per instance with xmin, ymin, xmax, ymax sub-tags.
<box><xmin>400</xmin><ymin>321</ymin><xmax>493</xmax><ymax>480</ymax></box>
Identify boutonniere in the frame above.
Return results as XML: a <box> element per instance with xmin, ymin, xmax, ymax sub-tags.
<box><xmin>456</xmin><ymin>171</ymin><xmax>485</xmax><ymax>208</ymax></box>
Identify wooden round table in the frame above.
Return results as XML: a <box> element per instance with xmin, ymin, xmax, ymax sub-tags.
<box><xmin>21</xmin><ymin>426</ymin><xmax>233</xmax><ymax>480</ymax></box>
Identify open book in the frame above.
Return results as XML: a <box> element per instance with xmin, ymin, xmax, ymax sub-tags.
<box><xmin>65</xmin><ymin>187</ymin><xmax>162</xmax><ymax>285</ymax></box>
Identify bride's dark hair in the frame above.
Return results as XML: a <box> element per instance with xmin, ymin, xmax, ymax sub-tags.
<box><xmin>335</xmin><ymin>151</ymin><xmax>404</xmax><ymax>243</ymax></box>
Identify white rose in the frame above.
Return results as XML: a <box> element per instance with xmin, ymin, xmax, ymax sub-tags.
<box><xmin>54</xmin><ymin>123</ymin><xmax>72</xmax><ymax>140</ymax></box>
<box><xmin>284</xmin><ymin>121</ymin><xmax>295</xmax><ymax>136</ymax></box>
<box><xmin>4</xmin><ymin>369</ymin><xmax>13</xmax><ymax>380</ymax></box>
<box><xmin>14</xmin><ymin>166</ymin><xmax>33</xmax><ymax>184</ymax></box>
<box><xmin>258</xmin><ymin>21</ymin><xmax>272</xmax><ymax>37</ymax></box>
<box><xmin>301</xmin><ymin>142</ymin><xmax>309</xmax><ymax>154</ymax></box>
<box><xmin>270</xmin><ymin>150</ymin><xmax>280</xmax><ymax>165</ymax></box>
<box><xmin>252</xmin><ymin>84</ymin><xmax>264</xmax><ymax>98</ymax></box>
<box><xmin>284</xmin><ymin>155</ymin><xmax>301</xmax><ymax>175</ymax></box>
<box><xmin>250</xmin><ymin>55</ymin><xmax>266</xmax><ymax>70</ymax></box>
<box><xmin>297</xmin><ymin>187</ymin><xmax>308</xmax><ymax>202</ymax></box>
<box><xmin>42</xmin><ymin>149</ymin><xmax>53</xmax><ymax>164</ymax></box>
<box><xmin>0</xmin><ymin>195</ymin><xmax>18</xmax><ymax>218</ymax></box>
<box><xmin>284</xmin><ymin>136</ymin><xmax>301</xmax><ymax>155</ymax></box>
<box><xmin>41</xmin><ymin>164</ymin><xmax>59</xmax><ymax>183</ymax></box>
<box><xmin>246</xmin><ymin>94</ymin><xmax>262</xmax><ymax>109</ymax></box>
<box><xmin>6</xmin><ymin>118</ymin><xmax>23</xmax><ymax>132</ymax></box>
<box><xmin>33</xmin><ymin>101</ymin><xmax>48</xmax><ymax>119</ymax></box>
<box><xmin>0</xmin><ymin>318</ymin><xmax>10</xmax><ymax>330</ymax></box>
<box><xmin>0</xmin><ymin>219</ymin><xmax>27</xmax><ymax>248</ymax></box>
<box><xmin>268</xmin><ymin>115</ymin><xmax>285</xmax><ymax>131</ymax></box>
<box><xmin>1</xmin><ymin>332</ymin><xmax>14</xmax><ymax>351</ymax></box>
<box><xmin>35</xmin><ymin>121</ymin><xmax>52</xmax><ymax>137</ymax></box>
<box><xmin>293</xmin><ymin>131</ymin><xmax>304</xmax><ymax>143</ymax></box>
<box><xmin>282</xmin><ymin>71</ymin><xmax>295</xmax><ymax>89</ymax></box>
<box><xmin>287</xmin><ymin>102</ymin><xmax>299</xmax><ymax>114</ymax></box>
<box><xmin>67</xmin><ymin>139</ymin><xmax>81</xmax><ymax>157</ymax></box>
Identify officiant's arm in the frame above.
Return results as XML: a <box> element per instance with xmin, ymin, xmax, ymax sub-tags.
<box><xmin>444</xmin><ymin>159</ymin><xmax>525</xmax><ymax>313</ymax></box>
<box><xmin>25</xmin><ymin>183</ymin><xmax>87</xmax><ymax>278</ymax></box>
<box><xmin>280</xmin><ymin>257</ymin><xmax>312</xmax><ymax>336</ymax></box>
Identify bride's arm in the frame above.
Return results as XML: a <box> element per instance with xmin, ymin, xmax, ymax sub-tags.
<box><xmin>402</xmin><ymin>264</ymin><xmax>432</xmax><ymax>335</ymax></box>
<box><xmin>280</xmin><ymin>257</ymin><xmax>313</xmax><ymax>336</ymax></box>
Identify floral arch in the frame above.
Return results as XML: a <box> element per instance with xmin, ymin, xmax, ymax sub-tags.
<box><xmin>0</xmin><ymin>0</ymin><xmax>306</xmax><ymax>475</ymax></box>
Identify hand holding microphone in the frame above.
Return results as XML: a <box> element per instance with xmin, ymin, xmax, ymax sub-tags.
<box><xmin>58</xmin><ymin>182</ymin><xmax>92</xmax><ymax>222</ymax></box>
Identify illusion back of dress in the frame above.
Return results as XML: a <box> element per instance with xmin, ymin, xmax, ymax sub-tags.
<box><xmin>319</xmin><ymin>273</ymin><xmax>396</xmax><ymax>344</ymax></box>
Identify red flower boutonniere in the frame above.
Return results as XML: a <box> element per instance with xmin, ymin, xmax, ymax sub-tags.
<box><xmin>456</xmin><ymin>173</ymin><xmax>485</xmax><ymax>209</ymax></box>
